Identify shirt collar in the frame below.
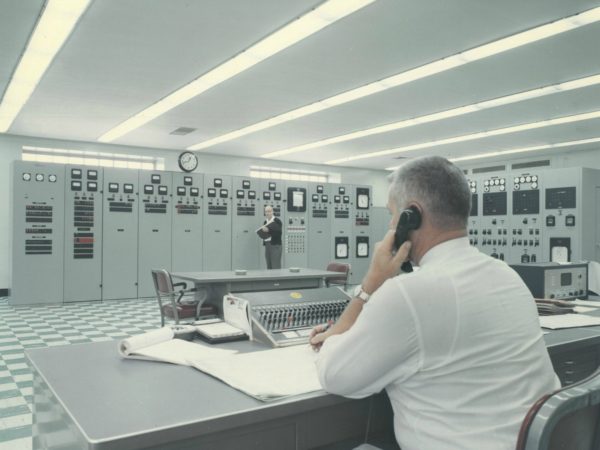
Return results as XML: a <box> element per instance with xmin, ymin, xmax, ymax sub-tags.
<box><xmin>418</xmin><ymin>237</ymin><xmax>470</xmax><ymax>267</ymax></box>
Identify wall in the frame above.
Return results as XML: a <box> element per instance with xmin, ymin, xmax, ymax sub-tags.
<box><xmin>455</xmin><ymin>147</ymin><xmax>600</xmax><ymax>174</ymax></box>
<box><xmin>0</xmin><ymin>133</ymin><xmax>389</xmax><ymax>291</ymax></box>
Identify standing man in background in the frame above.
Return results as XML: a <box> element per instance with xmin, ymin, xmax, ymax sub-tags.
<box><xmin>261</xmin><ymin>205</ymin><xmax>282</xmax><ymax>269</ymax></box>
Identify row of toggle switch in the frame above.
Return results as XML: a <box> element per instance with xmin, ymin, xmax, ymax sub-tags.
<box><xmin>469</xmin><ymin>238</ymin><xmax>540</xmax><ymax>246</ymax></box>
<box><xmin>253</xmin><ymin>300</ymin><xmax>348</xmax><ymax>332</ymax></box>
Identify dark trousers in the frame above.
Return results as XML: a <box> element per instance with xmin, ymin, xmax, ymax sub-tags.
<box><xmin>265</xmin><ymin>242</ymin><xmax>282</xmax><ymax>269</ymax></box>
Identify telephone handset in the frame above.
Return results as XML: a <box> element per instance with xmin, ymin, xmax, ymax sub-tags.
<box><xmin>394</xmin><ymin>205</ymin><xmax>421</xmax><ymax>273</ymax></box>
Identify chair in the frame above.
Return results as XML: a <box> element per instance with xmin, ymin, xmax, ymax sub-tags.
<box><xmin>516</xmin><ymin>369</ymin><xmax>600</xmax><ymax>450</ymax></box>
<box><xmin>151</xmin><ymin>269</ymin><xmax>202</xmax><ymax>326</ymax></box>
<box><xmin>326</xmin><ymin>262</ymin><xmax>351</xmax><ymax>289</ymax></box>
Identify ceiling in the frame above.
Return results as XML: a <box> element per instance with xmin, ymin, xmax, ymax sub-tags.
<box><xmin>2</xmin><ymin>0</ymin><xmax>600</xmax><ymax>170</ymax></box>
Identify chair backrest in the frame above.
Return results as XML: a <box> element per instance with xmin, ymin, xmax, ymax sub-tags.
<box><xmin>516</xmin><ymin>370</ymin><xmax>600</xmax><ymax>450</ymax></box>
<box><xmin>151</xmin><ymin>269</ymin><xmax>174</xmax><ymax>296</ymax></box>
<box><xmin>326</xmin><ymin>262</ymin><xmax>351</xmax><ymax>286</ymax></box>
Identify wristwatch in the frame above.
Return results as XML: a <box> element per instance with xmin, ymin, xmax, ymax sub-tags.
<box><xmin>353</xmin><ymin>285</ymin><xmax>371</xmax><ymax>303</ymax></box>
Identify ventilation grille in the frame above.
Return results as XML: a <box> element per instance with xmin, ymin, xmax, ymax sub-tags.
<box><xmin>170</xmin><ymin>127</ymin><xmax>196</xmax><ymax>136</ymax></box>
<box><xmin>511</xmin><ymin>160</ymin><xmax>550</xmax><ymax>170</ymax></box>
<box><xmin>472</xmin><ymin>165</ymin><xmax>506</xmax><ymax>174</ymax></box>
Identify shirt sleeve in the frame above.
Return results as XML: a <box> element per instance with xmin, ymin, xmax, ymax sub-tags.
<box><xmin>267</xmin><ymin>218</ymin><xmax>282</xmax><ymax>233</ymax></box>
<box><xmin>315</xmin><ymin>277</ymin><xmax>421</xmax><ymax>398</ymax></box>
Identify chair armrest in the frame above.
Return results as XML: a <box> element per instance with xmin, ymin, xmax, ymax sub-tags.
<box><xmin>173</xmin><ymin>281</ymin><xmax>188</xmax><ymax>290</ymax></box>
<box><xmin>176</xmin><ymin>288</ymin><xmax>198</xmax><ymax>304</ymax></box>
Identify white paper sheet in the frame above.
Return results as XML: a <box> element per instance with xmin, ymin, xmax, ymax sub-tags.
<box><xmin>119</xmin><ymin>327</ymin><xmax>236</xmax><ymax>365</ymax></box>
<box><xmin>539</xmin><ymin>314</ymin><xmax>600</xmax><ymax>329</ymax></box>
<box><xmin>587</xmin><ymin>260</ymin><xmax>600</xmax><ymax>294</ymax></box>
<box><xmin>223</xmin><ymin>295</ymin><xmax>253</xmax><ymax>338</ymax></box>
<box><xmin>571</xmin><ymin>299</ymin><xmax>600</xmax><ymax>308</ymax></box>
<box><xmin>189</xmin><ymin>345</ymin><xmax>322</xmax><ymax>401</ymax></box>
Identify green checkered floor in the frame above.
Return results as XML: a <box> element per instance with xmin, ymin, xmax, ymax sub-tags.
<box><xmin>0</xmin><ymin>296</ymin><xmax>161</xmax><ymax>450</ymax></box>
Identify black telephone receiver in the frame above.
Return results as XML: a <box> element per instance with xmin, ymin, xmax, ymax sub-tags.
<box><xmin>394</xmin><ymin>206</ymin><xmax>421</xmax><ymax>272</ymax></box>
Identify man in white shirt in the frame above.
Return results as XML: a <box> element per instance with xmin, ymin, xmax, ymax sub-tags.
<box><xmin>310</xmin><ymin>156</ymin><xmax>559</xmax><ymax>450</ymax></box>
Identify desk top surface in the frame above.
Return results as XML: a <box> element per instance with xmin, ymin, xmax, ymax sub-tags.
<box><xmin>27</xmin><ymin>315</ymin><xmax>600</xmax><ymax>447</ymax></box>
<box><xmin>172</xmin><ymin>268</ymin><xmax>343</xmax><ymax>283</ymax></box>
<box><xmin>26</xmin><ymin>339</ymin><xmax>341</xmax><ymax>446</ymax></box>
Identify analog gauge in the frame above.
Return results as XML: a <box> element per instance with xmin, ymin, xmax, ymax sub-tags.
<box><xmin>494</xmin><ymin>179</ymin><xmax>499</xmax><ymax>186</ymax></box>
<box><xmin>514</xmin><ymin>184</ymin><xmax>520</xmax><ymax>190</ymax></box>
<box><xmin>22</xmin><ymin>173</ymin><xmax>31</xmax><ymax>181</ymax></box>
<box><xmin>177</xmin><ymin>151</ymin><xmax>199</xmax><ymax>173</ymax></box>
<box><xmin>357</xmin><ymin>194</ymin><xmax>369</xmax><ymax>208</ymax></box>
<box><xmin>35</xmin><ymin>173</ymin><xmax>44</xmax><ymax>182</ymax></box>
<box><xmin>484</xmin><ymin>180</ymin><xmax>489</xmax><ymax>186</ymax></box>
<box><xmin>531</xmin><ymin>182</ymin><xmax>538</xmax><ymax>189</ymax></box>
<box><xmin>499</xmin><ymin>185</ymin><xmax>505</xmax><ymax>191</ymax></box>
<box><xmin>514</xmin><ymin>177</ymin><xmax>520</xmax><ymax>184</ymax></box>
<box><xmin>484</xmin><ymin>186</ymin><xmax>490</xmax><ymax>192</ymax></box>
<box><xmin>532</xmin><ymin>175</ymin><xmax>538</xmax><ymax>182</ymax></box>
<box><xmin>499</xmin><ymin>178</ymin><xmax>505</xmax><ymax>185</ymax></box>
<box><xmin>48</xmin><ymin>174</ymin><xmax>57</xmax><ymax>183</ymax></box>
<box><xmin>520</xmin><ymin>176</ymin><xmax>526</xmax><ymax>183</ymax></box>
<box><xmin>525</xmin><ymin>176</ymin><xmax>531</xmax><ymax>183</ymax></box>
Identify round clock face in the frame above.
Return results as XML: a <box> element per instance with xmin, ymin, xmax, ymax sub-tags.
<box><xmin>178</xmin><ymin>151</ymin><xmax>198</xmax><ymax>172</ymax></box>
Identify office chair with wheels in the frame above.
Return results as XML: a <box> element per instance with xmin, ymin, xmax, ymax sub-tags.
<box><xmin>326</xmin><ymin>262</ymin><xmax>351</xmax><ymax>289</ymax></box>
<box><xmin>516</xmin><ymin>369</ymin><xmax>600</xmax><ymax>450</ymax></box>
<box><xmin>151</xmin><ymin>269</ymin><xmax>204</xmax><ymax>326</ymax></box>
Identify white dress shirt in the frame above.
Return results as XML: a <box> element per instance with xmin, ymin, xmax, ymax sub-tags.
<box><xmin>316</xmin><ymin>237</ymin><xmax>559</xmax><ymax>450</ymax></box>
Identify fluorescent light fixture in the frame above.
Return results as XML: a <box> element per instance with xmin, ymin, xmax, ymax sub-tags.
<box><xmin>98</xmin><ymin>0</ymin><xmax>375</xmax><ymax>143</ymax></box>
<box><xmin>0</xmin><ymin>0</ymin><xmax>90</xmax><ymax>132</ymax></box>
<box><xmin>262</xmin><ymin>73</ymin><xmax>600</xmax><ymax>158</ymax></box>
<box><xmin>189</xmin><ymin>5</ymin><xmax>600</xmax><ymax>151</ymax></box>
<box><xmin>448</xmin><ymin>137</ymin><xmax>600</xmax><ymax>162</ymax></box>
<box><xmin>383</xmin><ymin>136</ymin><xmax>600</xmax><ymax>170</ymax></box>
<box><xmin>325</xmin><ymin>109</ymin><xmax>600</xmax><ymax>164</ymax></box>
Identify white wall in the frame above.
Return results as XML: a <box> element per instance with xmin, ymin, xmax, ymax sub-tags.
<box><xmin>455</xmin><ymin>147</ymin><xmax>600</xmax><ymax>173</ymax></box>
<box><xmin>0</xmin><ymin>133</ymin><xmax>389</xmax><ymax>290</ymax></box>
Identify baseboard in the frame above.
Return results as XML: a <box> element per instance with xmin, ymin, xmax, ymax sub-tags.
<box><xmin>0</xmin><ymin>288</ymin><xmax>9</xmax><ymax>297</ymax></box>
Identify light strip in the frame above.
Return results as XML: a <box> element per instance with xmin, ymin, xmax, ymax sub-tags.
<box><xmin>188</xmin><ymin>5</ymin><xmax>600</xmax><ymax>151</ymax></box>
<box><xmin>97</xmin><ymin>0</ymin><xmax>375</xmax><ymax>143</ymax></box>
<box><xmin>262</xmin><ymin>73</ymin><xmax>600</xmax><ymax>158</ymax></box>
<box><xmin>449</xmin><ymin>137</ymin><xmax>600</xmax><ymax>162</ymax></box>
<box><xmin>325</xmin><ymin>109</ymin><xmax>600</xmax><ymax>164</ymax></box>
<box><xmin>0</xmin><ymin>0</ymin><xmax>90</xmax><ymax>132</ymax></box>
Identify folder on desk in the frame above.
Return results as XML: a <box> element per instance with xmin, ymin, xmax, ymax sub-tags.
<box><xmin>194</xmin><ymin>318</ymin><xmax>248</xmax><ymax>344</ymax></box>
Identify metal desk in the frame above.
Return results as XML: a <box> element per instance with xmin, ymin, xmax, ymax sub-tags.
<box><xmin>172</xmin><ymin>268</ymin><xmax>346</xmax><ymax>314</ymax></box>
<box><xmin>27</xmin><ymin>318</ymin><xmax>600</xmax><ymax>449</ymax></box>
<box><xmin>28</xmin><ymin>339</ymin><xmax>391</xmax><ymax>450</ymax></box>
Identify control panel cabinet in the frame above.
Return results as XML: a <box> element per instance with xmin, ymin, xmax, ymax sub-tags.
<box><xmin>284</xmin><ymin>182</ymin><xmax>309</xmax><ymax>268</ymax></box>
<box><xmin>102</xmin><ymin>168</ymin><xmax>139</xmax><ymax>300</ymax></box>
<box><xmin>330</xmin><ymin>184</ymin><xmax>353</xmax><ymax>268</ymax></box>
<box><xmin>508</xmin><ymin>172</ymin><xmax>542</xmax><ymax>264</ymax></box>
<box><xmin>307</xmin><ymin>182</ymin><xmax>331</xmax><ymax>271</ymax></box>
<box><xmin>10</xmin><ymin>161</ymin><xmax>65</xmax><ymax>305</ymax></box>
<box><xmin>370</xmin><ymin>207</ymin><xmax>391</xmax><ymax>241</ymax></box>
<box><xmin>541</xmin><ymin>167</ymin><xmax>600</xmax><ymax>263</ymax></box>
<box><xmin>479</xmin><ymin>174</ymin><xmax>509</xmax><ymax>261</ymax></box>
<box><xmin>64</xmin><ymin>165</ymin><xmax>103</xmax><ymax>302</ymax></box>
<box><xmin>350</xmin><ymin>185</ymin><xmax>371</xmax><ymax>284</ymax></box>
<box><xmin>232</xmin><ymin>177</ymin><xmax>260</xmax><ymax>270</ymax></box>
<box><xmin>257</xmin><ymin>179</ymin><xmax>285</xmax><ymax>270</ymax></box>
<box><xmin>172</xmin><ymin>173</ymin><xmax>203</xmax><ymax>272</ymax></box>
<box><xmin>203</xmin><ymin>175</ymin><xmax>232</xmax><ymax>270</ymax></box>
<box><xmin>467</xmin><ymin>177</ymin><xmax>481</xmax><ymax>251</ymax></box>
<box><xmin>138</xmin><ymin>171</ymin><xmax>173</xmax><ymax>297</ymax></box>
